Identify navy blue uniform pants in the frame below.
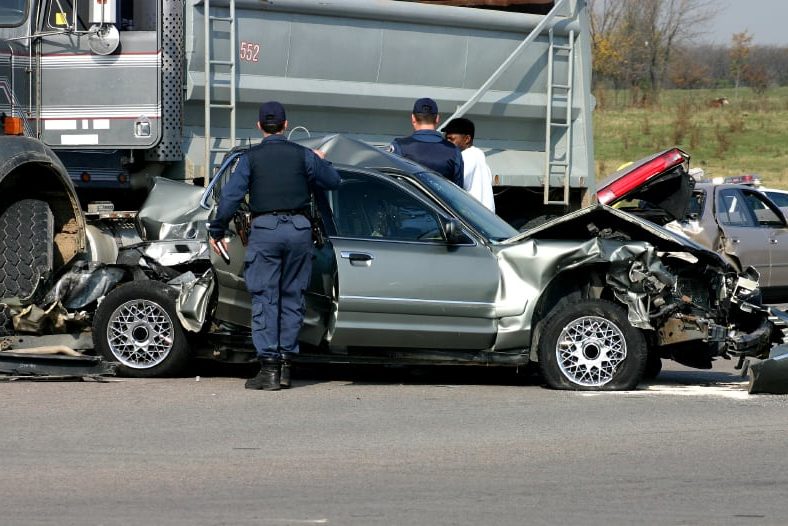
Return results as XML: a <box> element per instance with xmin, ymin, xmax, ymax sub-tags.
<box><xmin>244</xmin><ymin>213</ymin><xmax>313</xmax><ymax>360</ymax></box>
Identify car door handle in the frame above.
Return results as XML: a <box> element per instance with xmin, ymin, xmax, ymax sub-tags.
<box><xmin>770</xmin><ymin>239</ymin><xmax>779</xmax><ymax>244</ymax></box>
<box><xmin>340</xmin><ymin>251</ymin><xmax>374</xmax><ymax>265</ymax></box>
<box><xmin>730</xmin><ymin>238</ymin><xmax>741</xmax><ymax>244</ymax></box>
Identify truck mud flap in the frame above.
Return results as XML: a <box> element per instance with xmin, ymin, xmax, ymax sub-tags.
<box><xmin>748</xmin><ymin>344</ymin><xmax>788</xmax><ymax>395</ymax></box>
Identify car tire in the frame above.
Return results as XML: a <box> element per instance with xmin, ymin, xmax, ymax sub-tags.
<box><xmin>0</xmin><ymin>199</ymin><xmax>54</xmax><ymax>301</ymax></box>
<box><xmin>93</xmin><ymin>280</ymin><xmax>190</xmax><ymax>377</ymax></box>
<box><xmin>538</xmin><ymin>299</ymin><xmax>647</xmax><ymax>390</ymax></box>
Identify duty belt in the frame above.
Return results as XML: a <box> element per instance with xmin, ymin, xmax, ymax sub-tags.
<box><xmin>252</xmin><ymin>208</ymin><xmax>308</xmax><ymax>219</ymax></box>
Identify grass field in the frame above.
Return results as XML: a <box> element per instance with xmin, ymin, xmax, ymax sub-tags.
<box><xmin>593</xmin><ymin>87</ymin><xmax>788</xmax><ymax>188</ymax></box>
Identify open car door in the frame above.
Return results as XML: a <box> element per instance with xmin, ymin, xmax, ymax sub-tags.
<box><xmin>205</xmin><ymin>160</ymin><xmax>336</xmax><ymax>347</ymax></box>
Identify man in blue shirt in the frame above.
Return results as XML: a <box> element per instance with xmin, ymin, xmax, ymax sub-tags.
<box><xmin>389</xmin><ymin>98</ymin><xmax>464</xmax><ymax>187</ymax></box>
<box><xmin>208</xmin><ymin>101</ymin><xmax>340</xmax><ymax>390</ymax></box>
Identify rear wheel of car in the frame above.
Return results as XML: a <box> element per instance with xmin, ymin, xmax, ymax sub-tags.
<box><xmin>0</xmin><ymin>199</ymin><xmax>54</xmax><ymax>301</ymax></box>
<box><xmin>93</xmin><ymin>281</ymin><xmax>190</xmax><ymax>377</ymax></box>
<box><xmin>538</xmin><ymin>299</ymin><xmax>647</xmax><ymax>390</ymax></box>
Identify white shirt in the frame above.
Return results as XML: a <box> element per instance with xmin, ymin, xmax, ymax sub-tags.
<box><xmin>461</xmin><ymin>146</ymin><xmax>495</xmax><ymax>212</ymax></box>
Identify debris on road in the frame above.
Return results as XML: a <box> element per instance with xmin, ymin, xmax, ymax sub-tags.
<box><xmin>0</xmin><ymin>338</ymin><xmax>117</xmax><ymax>381</ymax></box>
<box><xmin>748</xmin><ymin>344</ymin><xmax>788</xmax><ymax>395</ymax></box>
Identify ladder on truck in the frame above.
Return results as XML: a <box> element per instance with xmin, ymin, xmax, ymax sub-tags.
<box><xmin>438</xmin><ymin>0</ymin><xmax>576</xmax><ymax>205</ymax></box>
<box><xmin>544</xmin><ymin>27</ymin><xmax>575</xmax><ymax>206</ymax></box>
<box><xmin>203</xmin><ymin>0</ymin><xmax>237</xmax><ymax>183</ymax></box>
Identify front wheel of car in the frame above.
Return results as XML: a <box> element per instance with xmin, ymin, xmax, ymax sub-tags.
<box><xmin>93</xmin><ymin>281</ymin><xmax>190</xmax><ymax>377</ymax></box>
<box><xmin>537</xmin><ymin>299</ymin><xmax>647</xmax><ymax>391</ymax></box>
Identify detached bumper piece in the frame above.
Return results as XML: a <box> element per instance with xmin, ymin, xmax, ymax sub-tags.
<box><xmin>748</xmin><ymin>345</ymin><xmax>788</xmax><ymax>395</ymax></box>
<box><xmin>0</xmin><ymin>352</ymin><xmax>118</xmax><ymax>381</ymax></box>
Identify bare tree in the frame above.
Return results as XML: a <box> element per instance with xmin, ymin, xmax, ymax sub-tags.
<box><xmin>730</xmin><ymin>31</ymin><xmax>753</xmax><ymax>96</ymax></box>
<box><xmin>590</xmin><ymin>0</ymin><xmax>719</xmax><ymax>99</ymax></box>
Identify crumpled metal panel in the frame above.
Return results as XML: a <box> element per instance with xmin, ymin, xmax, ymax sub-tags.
<box><xmin>42</xmin><ymin>261</ymin><xmax>127</xmax><ymax>309</ymax></box>
<box><xmin>168</xmin><ymin>270</ymin><xmax>215</xmax><ymax>332</ymax></box>
<box><xmin>494</xmin><ymin>236</ymin><xmax>676</xmax><ymax>343</ymax></box>
<box><xmin>141</xmin><ymin>239</ymin><xmax>209</xmax><ymax>267</ymax></box>
<box><xmin>137</xmin><ymin>177</ymin><xmax>208</xmax><ymax>241</ymax></box>
<box><xmin>510</xmin><ymin>204</ymin><xmax>724</xmax><ymax>266</ymax></box>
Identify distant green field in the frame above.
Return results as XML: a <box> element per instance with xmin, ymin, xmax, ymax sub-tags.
<box><xmin>593</xmin><ymin>87</ymin><xmax>788</xmax><ymax>188</ymax></box>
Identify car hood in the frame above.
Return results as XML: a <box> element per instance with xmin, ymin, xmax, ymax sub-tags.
<box><xmin>596</xmin><ymin>148</ymin><xmax>694</xmax><ymax>223</ymax></box>
<box><xmin>505</xmin><ymin>203</ymin><xmax>728</xmax><ymax>267</ymax></box>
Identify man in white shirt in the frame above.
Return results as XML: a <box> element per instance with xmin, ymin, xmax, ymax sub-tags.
<box><xmin>443</xmin><ymin>118</ymin><xmax>496</xmax><ymax>212</ymax></box>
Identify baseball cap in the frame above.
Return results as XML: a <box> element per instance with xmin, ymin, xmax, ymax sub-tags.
<box><xmin>412</xmin><ymin>97</ymin><xmax>438</xmax><ymax>115</ymax></box>
<box><xmin>259</xmin><ymin>101</ymin><xmax>286</xmax><ymax>125</ymax></box>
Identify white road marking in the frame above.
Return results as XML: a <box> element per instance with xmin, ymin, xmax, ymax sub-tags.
<box><xmin>580</xmin><ymin>381</ymin><xmax>752</xmax><ymax>400</ymax></box>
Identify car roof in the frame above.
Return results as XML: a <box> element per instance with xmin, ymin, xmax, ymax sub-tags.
<box><xmin>295</xmin><ymin>133</ymin><xmax>426</xmax><ymax>175</ymax></box>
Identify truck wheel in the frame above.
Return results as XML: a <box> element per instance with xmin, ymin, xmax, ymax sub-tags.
<box><xmin>93</xmin><ymin>281</ymin><xmax>190</xmax><ymax>377</ymax></box>
<box><xmin>538</xmin><ymin>299</ymin><xmax>647</xmax><ymax>390</ymax></box>
<box><xmin>0</xmin><ymin>304</ymin><xmax>13</xmax><ymax>336</ymax></box>
<box><xmin>0</xmin><ymin>199</ymin><xmax>54</xmax><ymax>301</ymax></box>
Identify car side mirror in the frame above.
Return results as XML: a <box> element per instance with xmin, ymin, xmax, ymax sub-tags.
<box><xmin>442</xmin><ymin>218</ymin><xmax>463</xmax><ymax>245</ymax></box>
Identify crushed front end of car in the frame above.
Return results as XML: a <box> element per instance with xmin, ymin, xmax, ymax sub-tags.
<box><xmin>512</xmin><ymin>204</ymin><xmax>785</xmax><ymax>373</ymax></box>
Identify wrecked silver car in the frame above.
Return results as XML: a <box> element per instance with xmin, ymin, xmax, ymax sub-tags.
<box><xmin>83</xmin><ymin>136</ymin><xmax>785</xmax><ymax>390</ymax></box>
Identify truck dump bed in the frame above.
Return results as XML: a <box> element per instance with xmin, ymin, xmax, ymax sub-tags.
<box><xmin>185</xmin><ymin>0</ymin><xmax>593</xmax><ymax>193</ymax></box>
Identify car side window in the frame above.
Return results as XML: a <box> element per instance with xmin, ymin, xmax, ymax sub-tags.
<box><xmin>716</xmin><ymin>189</ymin><xmax>754</xmax><ymax>227</ymax></box>
<box><xmin>766</xmin><ymin>191</ymin><xmax>788</xmax><ymax>208</ymax></box>
<box><xmin>742</xmin><ymin>191</ymin><xmax>784</xmax><ymax>227</ymax></box>
<box><xmin>330</xmin><ymin>172</ymin><xmax>443</xmax><ymax>242</ymax></box>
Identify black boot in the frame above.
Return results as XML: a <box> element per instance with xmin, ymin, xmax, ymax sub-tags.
<box><xmin>245</xmin><ymin>358</ymin><xmax>281</xmax><ymax>391</ymax></box>
<box><xmin>280</xmin><ymin>361</ymin><xmax>291</xmax><ymax>389</ymax></box>
<box><xmin>280</xmin><ymin>352</ymin><xmax>296</xmax><ymax>389</ymax></box>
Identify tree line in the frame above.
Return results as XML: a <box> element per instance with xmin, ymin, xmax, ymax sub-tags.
<box><xmin>590</xmin><ymin>0</ymin><xmax>787</xmax><ymax>101</ymax></box>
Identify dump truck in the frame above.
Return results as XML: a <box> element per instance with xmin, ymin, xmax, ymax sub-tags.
<box><xmin>0</xmin><ymin>0</ymin><xmax>594</xmax><ymax>301</ymax></box>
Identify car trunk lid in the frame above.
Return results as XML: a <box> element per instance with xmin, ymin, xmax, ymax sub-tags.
<box><xmin>596</xmin><ymin>148</ymin><xmax>693</xmax><ymax>224</ymax></box>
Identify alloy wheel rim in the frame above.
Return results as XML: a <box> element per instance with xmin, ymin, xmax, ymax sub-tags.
<box><xmin>107</xmin><ymin>299</ymin><xmax>174</xmax><ymax>369</ymax></box>
<box><xmin>555</xmin><ymin>315</ymin><xmax>627</xmax><ymax>387</ymax></box>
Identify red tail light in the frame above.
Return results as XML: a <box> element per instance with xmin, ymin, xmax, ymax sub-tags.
<box><xmin>597</xmin><ymin>149</ymin><xmax>686</xmax><ymax>205</ymax></box>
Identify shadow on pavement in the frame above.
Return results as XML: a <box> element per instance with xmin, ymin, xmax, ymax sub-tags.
<box><xmin>188</xmin><ymin>359</ymin><xmax>544</xmax><ymax>387</ymax></box>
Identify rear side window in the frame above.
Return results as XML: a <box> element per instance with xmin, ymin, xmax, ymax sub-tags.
<box><xmin>766</xmin><ymin>191</ymin><xmax>788</xmax><ymax>208</ymax></box>
<box><xmin>743</xmin><ymin>191</ymin><xmax>784</xmax><ymax>227</ymax></box>
<box><xmin>0</xmin><ymin>0</ymin><xmax>27</xmax><ymax>27</ymax></box>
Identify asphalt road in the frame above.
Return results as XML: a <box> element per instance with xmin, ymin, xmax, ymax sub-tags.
<box><xmin>1</xmin><ymin>360</ymin><xmax>786</xmax><ymax>526</ymax></box>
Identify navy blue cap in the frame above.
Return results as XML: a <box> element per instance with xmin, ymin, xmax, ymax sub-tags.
<box><xmin>259</xmin><ymin>101</ymin><xmax>286</xmax><ymax>125</ymax></box>
<box><xmin>413</xmin><ymin>97</ymin><xmax>438</xmax><ymax>115</ymax></box>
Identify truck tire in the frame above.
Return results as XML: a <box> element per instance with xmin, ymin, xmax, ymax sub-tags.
<box><xmin>0</xmin><ymin>304</ymin><xmax>12</xmax><ymax>336</ymax></box>
<box><xmin>0</xmin><ymin>199</ymin><xmax>54</xmax><ymax>301</ymax></box>
<box><xmin>93</xmin><ymin>280</ymin><xmax>190</xmax><ymax>377</ymax></box>
<box><xmin>538</xmin><ymin>299</ymin><xmax>647</xmax><ymax>391</ymax></box>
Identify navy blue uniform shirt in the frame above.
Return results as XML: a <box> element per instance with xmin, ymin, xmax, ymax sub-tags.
<box><xmin>390</xmin><ymin>129</ymin><xmax>464</xmax><ymax>187</ymax></box>
<box><xmin>209</xmin><ymin>135</ymin><xmax>340</xmax><ymax>239</ymax></box>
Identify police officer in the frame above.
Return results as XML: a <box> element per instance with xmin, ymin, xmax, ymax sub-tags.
<box><xmin>389</xmin><ymin>97</ymin><xmax>464</xmax><ymax>187</ymax></box>
<box><xmin>208</xmin><ymin>101</ymin><xmax>340</xmax><ymax>391</ymax></box>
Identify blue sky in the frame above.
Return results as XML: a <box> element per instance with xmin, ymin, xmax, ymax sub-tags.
<box><xmin>704</xmin><ymin>0</ymin><xmax>787</xmax><ymax>46</ymax></box>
